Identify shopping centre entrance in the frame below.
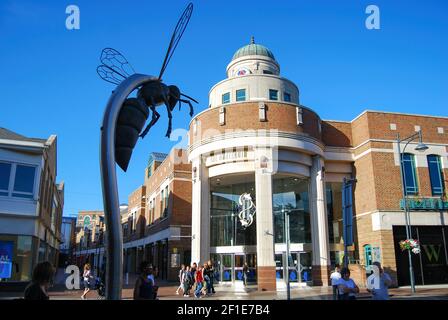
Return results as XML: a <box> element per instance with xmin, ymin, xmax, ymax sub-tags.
<box><xmin>275</xmin><ymin>251</ymin><xmax>312</xmax><ymax>284</ymax></box>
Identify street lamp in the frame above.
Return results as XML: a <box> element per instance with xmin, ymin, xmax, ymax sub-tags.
<box><xmin>281</xmin><ymin>205</ymin><xmax>291</xmax><ymax>300</ymax></box>
<box><xmin>396</xmin><ymin>130</ymin><xmax>428</xmax><ymax>294</ymax></box>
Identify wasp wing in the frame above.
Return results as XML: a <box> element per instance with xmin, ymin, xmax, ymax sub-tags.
<box><xmin>158</xmin><ymin>2</ymin><xmax>194</xmax><ymax>79</ymax></box>
<box><xmin>97</xmin><ymin>48</ymin><xmax>136</xmax><ymax>85</ymax></box>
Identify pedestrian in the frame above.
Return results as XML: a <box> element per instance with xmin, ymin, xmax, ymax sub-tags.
<box><xmin>182</xmin><ymin>265</ymin><xmax>191</xmax><ymax>297</ymax></box>
<box><xmin>133</xmin><ymin>261</ymin><xmax>154</xmax><ymax>300</ymax></box>
<box><xmin>190</xmin><ymin>262</ymin><xmax>197</xmax><ymax>293</ymax></box>
<box><xmin>366</xmin><ymin>262</ymin><xmax>393</xmax><ymax>300</ymax></box>
<box><xmin>24</xmin><ymin>261</ymin><xmax>55</xmax><ymax>300</ymax></box>
<box><xmin>202</xmin><ymin>263</ymin><xmax>211</xmax><ymax>296</ymax></box>
<box><xmin>147</xmin><ymin>266</ymin><xmax>158</xmax><ymax>299</ymax></box>
<box><xmin>207</xmin><ymin>260</ymin><xmax>216</xmax><ymax>294</ymax></box>
<box><xmin>330</xmin><ymin>264</ymin><xmax>341</xmax><ymax>300</ymax></box>
<box><xmin>337</xmin><ymin>267</ymin><xmax>359</xmax><ymax>300</ymax></box>
<box><xmin>242</xmin><ymin>262</ymin><xmax>249</xmax><ymax>287</ymax></box>
<box><xmin>81</xmin><ymin>263</ymin><xmax>93</xmax><ymax>300</ymax></box>
<box><xmin>176</xmin><ymin>264</ymin><xmax>185</xmax><ymax>295</ymax></box>
<box><xmin>194</xmin><ymin>265</ymin><xmax>204</xmax><ymax>298</ymax></box>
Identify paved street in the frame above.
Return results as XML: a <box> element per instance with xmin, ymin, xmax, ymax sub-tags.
<box><xmin>2</xmin><ymin>280</ymin><xmax>448</xmax><ymax>300</ymax></box>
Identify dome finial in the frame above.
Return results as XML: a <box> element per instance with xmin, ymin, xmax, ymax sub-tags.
<box><xmin>250</xmin><ymin>36</ymin><xmax>255</xmax><ymax>44</ymax></box>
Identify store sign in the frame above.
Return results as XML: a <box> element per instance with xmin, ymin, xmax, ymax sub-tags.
<box><xmin>0</xmin><ymin>241</ymin><xmax>13</xmax><ymax>279</ymax></box>
<box><xmin>400</xmin><ymin>198</ymin><xmax>448</xmax><ymax>211</ymax></box>
<box><xmin>206</xmin><ymin>150</ymin><xmax>249</xmax><ymax>166</ymax></box>
<box><xmin>238</xmin><ymin>193</ymin><xmax>256</xmax><ymax>228</ymax></box>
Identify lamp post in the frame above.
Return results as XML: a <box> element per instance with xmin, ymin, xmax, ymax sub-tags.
<box><xmin>281</xmin><ymin>205</ymin><xmax>291</xmax><ymax>300</ymax></box>
<box><xmin>396</xmin><ymin>130</ymin><xmax>428</xmax><ymax>294</ymax></box>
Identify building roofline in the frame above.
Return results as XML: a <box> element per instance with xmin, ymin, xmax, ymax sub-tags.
<box><xmin>350</xmin><ymin>110</ymin><xmax>448</xmax><ymax>123</ymax></box>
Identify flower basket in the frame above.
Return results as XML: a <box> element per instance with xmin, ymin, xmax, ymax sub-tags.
<box><xmin>399</xmin><ymin>239</ymin><xmax>420</xmax><ymax>254</ymax></box>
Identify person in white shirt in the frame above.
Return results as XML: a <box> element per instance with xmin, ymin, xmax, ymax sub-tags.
<box><xmin>330</xmin><ymin>264</ymin><xmax>341</xmax><ymax>300</ymax></box>
<box><xmin>337</xmin><ymin>267</ymin><xmax>359</xmax><ymax>300</ymax></box>
<box><xmin>366</xmin><ymin>262</ymin><xmax>393</xmax><ymax>300</ymax></box>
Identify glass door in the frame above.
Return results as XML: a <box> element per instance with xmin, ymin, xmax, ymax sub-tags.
<box><xmin>221</xmin><ymin>254</ymin><xmax>233</xmax><ymax>282</ymax></box>
<box><xmin>275</xmin><ymin>254</ymin><xmax>284</xmax><ymax>280</ymax></box>
<box><xmin>235</xmin><ymin>254</ymin><xmax>244</xmax><ymax>282</ymax></box>
<box><xmin>298</xmin><ymin>252</ymin><xmax>312</xmax><ymax>283</ymax></box>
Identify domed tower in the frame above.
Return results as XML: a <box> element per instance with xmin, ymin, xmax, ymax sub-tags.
<box><xmin>208</xmin><ymin>37</ymin><xmax>300</xmax><ymax>108</ymax></box>
<box><xmin>188</xmin><ymin>39</ymin><xmax>333</xmax><ymax>292</ymax></box>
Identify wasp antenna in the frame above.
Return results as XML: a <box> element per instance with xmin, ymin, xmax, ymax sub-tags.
<box><xmin>180</xmin><ymin>93</ymin><xmax>198</xmax><ymax>104</ymax></box>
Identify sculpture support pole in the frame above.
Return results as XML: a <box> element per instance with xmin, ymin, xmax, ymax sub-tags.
<box><xmin>100</xmin><ymin>74</ymin><xmax>156</xmax><ymax>300</ymax></box>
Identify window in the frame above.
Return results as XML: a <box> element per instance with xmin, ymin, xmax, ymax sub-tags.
<box><xmin>0</xmin><ymin>162</ymin><xmax>36</xmax><ymax>199</ymax></box>
<box><xmin>269</xmin><ymin>89</ymin><xmax>278</xmax><ymax>101</ymax></box>
<box><xmin>236</xmin><ymin>89</ymin><xmax>246</xmax><ymax>102</ymax></box>
<box><xmin>263</xmin><ymin>70</ymin><xmax>273</xmax><ymax>75</ymax></box>
<box><xmin>427</xmin><ymin>155</ymin><xmax>445</xmax><ymax>196</ymax></box>
<box><xmin>402</xmin><ymin>153</ymin><xmax>418</xmax><ymax>195</ymax></box>
<box><xmin>162</xmin><ymin>186</ymin><xmax>169</xmax><ymax>218</ymax></box>
<box><xmin>13</xmin><ymin>165</ymin><xmax>36</xmax><ymax>199</ymax></box>
<box><xmin>222</xmin><ymin>92</ymin><xmax>230</xmax><ymax>104</ymax></box>
<box><xmin>284</xmin><ymin>92</ymin><xmax>291</xmax><ymax>102</ymax></box>
<box><xmin>0</xmin><ymin>162</ymin><xmax>11</xmax><ymax>196</ymax></box>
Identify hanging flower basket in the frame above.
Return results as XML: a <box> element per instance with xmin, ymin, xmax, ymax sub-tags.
<box><xmin>399</xmin><ymin>239</ymin><xmax>420</xmax><ymax>254</ymax></box>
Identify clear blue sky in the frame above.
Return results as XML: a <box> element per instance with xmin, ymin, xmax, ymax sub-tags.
<box><xmin>1</xmin><ymin>0</ymin><xmax>447</xmax><ymax>216</ymax></box>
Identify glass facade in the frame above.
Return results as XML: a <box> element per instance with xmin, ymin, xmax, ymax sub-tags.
<box><xmin>402</xmin><ymin>153</ymin><xmax>418</xmax><ymax>195</ymax></box>
<box><xmin>210</xmin><ymin>179</ymin><xmax>256</xmax><ymax>247</ymax></box>
<box><xmin>326</xmin><ymin>182</ymin><xmax>343</xmax><ymax>244</ymax></box>
<box><xmin>0</xmin><ymin>235</ymin><xmax>35</xmax><ymax>281</ymax></box>
<box><xmin>427</xmin><ymin>155</ymin><xmax>445</xmax><ymax>196</ymax></box>
<box><xmin>272</xmin><ymin>176</ymin><xmax>311</xmax><ymax>244</ymax></box>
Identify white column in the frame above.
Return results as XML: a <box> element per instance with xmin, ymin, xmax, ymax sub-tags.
<box><xmin>254</xmin><ymin>147</ymin><xmax>276</xmax><ymax>290</ymax></box>
<box><xmin>310</xmin><ymin>155</ymin><xmax>330</xmax><ymax>267</ymax></box>
<box><xmin>191</xmin><ymin>156</ymin><xmax>210</xmax><ymax>265</ymax></box>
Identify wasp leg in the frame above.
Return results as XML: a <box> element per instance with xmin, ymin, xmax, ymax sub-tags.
<box><xmin>139</xmin><ymin>97</ymin><xmax>160</xmax><ymax>139</ymax></box>
<box><xmin>179</xmin><ymin>98</ymin><xmax>194</xmax><ymax>117</ymax></box>
<box><xmin>162</xmin><ymin>94</ymin><xmax>173</xmax><ymax>138</ymax></box>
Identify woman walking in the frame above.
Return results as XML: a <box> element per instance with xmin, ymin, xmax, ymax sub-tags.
<box><xmin>81</xmin><ymin>263</ymin><xmax>93</xmax><ymax>300</ymax></box>
<box><xmin>176</xmin><ymin>264</ymin><xmax>185</xmax><ymax>295</ymax></box>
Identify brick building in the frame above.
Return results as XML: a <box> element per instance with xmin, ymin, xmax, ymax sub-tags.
<box><xmin>188</xmin><ymin>38</ymin><xmax>448</xmax><ymax>291</ymax></box>
<box><xmin>122</xmin><ymin>149</ymin><xmax>192</xmax><ymax>281</ymax></box>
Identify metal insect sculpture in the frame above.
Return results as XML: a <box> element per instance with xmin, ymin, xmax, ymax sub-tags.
<box><xmin>96</xmin><ymin>2</ymin><xmax>197</xmax><ymax>172</ymax></box>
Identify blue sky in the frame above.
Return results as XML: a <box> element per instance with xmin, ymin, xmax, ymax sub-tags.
<box><xmin>1</xmin><ymin>0</ymin><xmax>447</xmax><ymax>216</ymax></box>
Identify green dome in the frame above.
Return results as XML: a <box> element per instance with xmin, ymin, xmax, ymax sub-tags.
<box><xmin>232</xmin><ymin>37</ymin><xmax>276</xmax><ymax>61</ymax></box>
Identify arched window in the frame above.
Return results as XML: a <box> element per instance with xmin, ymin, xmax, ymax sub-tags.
<box><xmin>402</xmin><ymin>153</ymin><xmax>419</xmax><ymax>195</ymax></box>
<box><xmin>427</xmin><ymin>155</ymin><xmax>445</xmax><ymax>196</ymax></box>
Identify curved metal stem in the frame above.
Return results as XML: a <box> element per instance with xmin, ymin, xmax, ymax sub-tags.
<box><xmin>100</xmin><ymin>74</ymin><xmax>157</xmax><ymax>300</ymax></box>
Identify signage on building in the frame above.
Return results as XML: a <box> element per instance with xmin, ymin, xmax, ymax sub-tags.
<box><xmin>206</xmin><ymin>150</ymin><xmax>249</xmax><ymax>166</ymax></box>
<box><xmin>238</xmin><ymin>193</ymin><xmax>256</xmax><ymax>228</ymax></box>
<box><xmin>171</xmin><ymin>253</ymin><xmax>180</xmax><ymax>268</ymax></box>
<box><xmin>0</xmin><ymin>241</ymin><xmax>13</xmax><ymax>279</ymax></box>
<box><xmin>400</xmin><ymin>198</ymin><xmax>448</xmax><ymax>211</ymax></box>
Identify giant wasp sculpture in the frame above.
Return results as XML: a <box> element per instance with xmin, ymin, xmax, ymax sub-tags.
<box><xmin>97</xmin><ymin>3</ymin><xmax>197</xmax><ymax>299</ymax></box>
<box><xmin>97</xmin><ymin>2</ymin><xmax>197</xmax><ymax>172</ymax></box>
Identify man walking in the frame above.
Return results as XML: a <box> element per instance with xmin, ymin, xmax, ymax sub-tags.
<box><xmin>330</xmin><ymin>264</ymin><xmax>341</xmax><ymax>300</ymax></box>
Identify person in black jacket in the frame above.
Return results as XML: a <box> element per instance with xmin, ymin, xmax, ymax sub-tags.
<box><xmin>24</xmin><ymin>261</ymin><xmax>55</xmax><ymax>300</ymax></box>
